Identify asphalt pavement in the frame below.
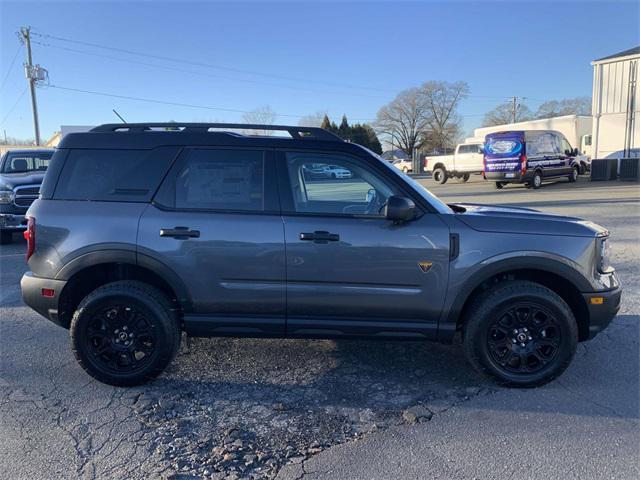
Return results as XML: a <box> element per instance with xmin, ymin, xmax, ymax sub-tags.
<box><xmin>1</xmin><ymin>175</ymin><xmax>638</xmax><ymax>479</ymax></box>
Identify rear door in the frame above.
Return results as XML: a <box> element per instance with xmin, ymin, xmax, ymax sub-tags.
<box><xmin>484</xmin><ymin>132</ymin><xmax>525</xmax><ymax>178</ymax></box>
<box><xmin>278</xmin><ymin>150</ymin><xmax>450</xmax><ymax>339</ymax></box>
<box><xmin>138</xmin><ymin>147</ymin><xmax>286</xmax><ymax>336</ymax></box>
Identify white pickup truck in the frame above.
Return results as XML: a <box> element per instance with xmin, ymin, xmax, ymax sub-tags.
<box><xmin>424</xmin><ymin>142</ymin><xmax>484</xmax><ymax>184</ymax></box>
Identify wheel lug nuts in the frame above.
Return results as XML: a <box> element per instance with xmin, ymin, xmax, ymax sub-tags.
<box><xmin>513</xmin><ymin>329</ymin><xmax>518</xmax><ymax>334</ymax></box>
<box><xmin>512</xmin><ymin>339</ymin><xmax>517</xmax><ymax>343</ymax></box>
<box><xmin>528</xmin><ymin>336</ymin><xmax>532</xmax><ymax>340</ymax></box>
<box><xmin>115</xmin><ymin>329</ymin><xmax>119</xmax><ymax>334</ymax></box>
<box><xmin>520</xmin><ymin>343</ymin><xmax>526</xmax><ymax>347</ymax></box>
<box><xmin>129</xmin><ymin>333</ymin><xmax>133</xmax><ymax>338</ymax></box>
<box><xmin>523</xmin><ymin>328</ymin><xmax>528</xmax><ymax>332</ymax></box>
<box><xmin>123</xmin><ymin>326</ymin><xmax>128</xmax><ymax>331</ymax></box>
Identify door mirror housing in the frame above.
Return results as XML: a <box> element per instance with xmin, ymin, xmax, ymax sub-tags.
<box><xmin>384</xmin><ymin>196</ymin><xmax>416</xmax><ymax>223</ymax></box>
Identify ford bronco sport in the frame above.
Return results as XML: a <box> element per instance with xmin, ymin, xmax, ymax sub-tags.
<box><xmin>20</xmin><ymin>123</ymin><xmax>621</xmax><ymax>387</ymax></box>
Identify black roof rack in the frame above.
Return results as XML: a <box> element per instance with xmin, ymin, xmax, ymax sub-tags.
<box><xmin>89</xmin><ymin>123</ymin><xmax>343</xmax><ymax>141</ymax></box>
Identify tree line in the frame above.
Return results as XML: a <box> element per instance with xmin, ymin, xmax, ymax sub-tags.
<box><xmin>482</xmin><ymin>97</ymin><xmax>591</xmax><ymax>127</ymax></box>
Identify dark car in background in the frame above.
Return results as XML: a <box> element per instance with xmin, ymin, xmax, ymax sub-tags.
<box><xmin>483</xmin><ymin>130</ymin><xmax>581</xmax><ymax>189</ymax></box>
<box><xmin>0</xmin><ymin>149</ymin><xmax>54</xmax><ymax>244</ymax></box>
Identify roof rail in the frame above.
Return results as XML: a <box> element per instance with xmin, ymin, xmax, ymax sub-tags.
<box><xmin>89</xmin><ymin>123</ymin><xmax>343</xmax><ymax>141</ymax></box>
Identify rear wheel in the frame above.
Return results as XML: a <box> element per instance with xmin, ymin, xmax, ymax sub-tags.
<box><xmin>459</xmin><ymin>174</ymin><xmax>470</xmax><ymax>182</ymax></box>
<box><xmin>494</xmin><ymin>182</ymin><xmax>505</xmax><ymax>189</ymax></box>
<box><xmin>70</xmin><ymin>281</ymin><xmax>181</xmax><ymax>386</ymax></box>
<box><xmin>0</xmin><ymin>230</ymin><xmax>13</xmax><ymax>245</ymax></box>
<box><xmin>402</xmin><ymin>166</ymin><xmax>409</xmax><ymax>174</ymax></box>
<box><xmin>568</xmin><ymin>166</ymin><xmax>579</xmax><ymax>183</ymax></box>
<box><xmin>529</xmin><ymin>171</ymin><xmax>543</xmax><ymax>189</ymax></box>
<box><xmin>463</xmin><ymin>280</ymin><xmax>578</xmax><ymax>387</ymax></box>
<box><xmin>433</xmin><ymin>167</ymin><xmax>448</xmax><ymax>184</ymax></box>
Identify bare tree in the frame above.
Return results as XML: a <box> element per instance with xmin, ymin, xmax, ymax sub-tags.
<box><xmin>420</xmin><ymin>80</ymin><xmax>469</xmax><ymax>150</ymax></box>
<box><xmin>482</xmin><ymin>101</ymin><xmax>533</xmax><ymax>127</ymax></box>
<box><xmin>298</xmin><ymin>110</ymin><xmax>328</xmax><ymax>127</ymax></box>
<box><xmin>375</xmin><ymin>87</ymin><xmax>431</xmax><ymax>157</ymax></box>
<box><xmin>535</xmin><ymin>97</ymin><xmax>591</xmax><ymax>119</ymax></box>
<box><xmin>242</xmin><ymin>105</ymin><xmax>277</xmax><ymax>135</ymax></box>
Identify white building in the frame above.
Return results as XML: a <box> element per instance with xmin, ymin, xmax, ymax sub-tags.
<box><xmin>591</xmin><ymin>46</ymin><xmax>640</xmax><ymax>158</ymax></box>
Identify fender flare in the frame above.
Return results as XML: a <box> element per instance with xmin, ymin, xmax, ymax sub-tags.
<box><xmin>438</xmin><ymin>255</ymin><xmax>593</xmax><ymax>341</ymax></box>
<box><xmin>55</xmin><ymin>246</ymin><xmax>192</xmax><ymax>310</ymax></box>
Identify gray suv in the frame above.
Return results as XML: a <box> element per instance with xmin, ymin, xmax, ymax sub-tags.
<box><xmin>20</xmin><ymin>124</ymin><xmax>621</xmax><ymax>387</ymax></box>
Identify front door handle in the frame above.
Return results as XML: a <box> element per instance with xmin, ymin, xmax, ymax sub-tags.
<box><xmin>160</xmin><ymin>226</ymin><xmax>200</xmax><ymax>239</ymax></box>
<box><xmin>299</xmin><ymin>231</ymin><xmax>340</xmax><ymax>243</ymax></box>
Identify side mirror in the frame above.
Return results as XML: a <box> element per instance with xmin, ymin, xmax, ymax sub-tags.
<box><xmin>573</xmin><ymin>148</ymin><xmax>579</xmax><ymax>156</ymax></box>
<box><xmin>384</xmin><ymin>195</ymin><xmax>416</xmax><ymax>223</ymax></box>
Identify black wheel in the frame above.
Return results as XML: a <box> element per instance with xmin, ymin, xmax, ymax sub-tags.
<box><xmin>433</xmin><ymin>167</ymin><xmax>448</xmax><ymax>184</ymax></box>
<box><xmin>568</xmin><ymin>166</ymin><xmax>579</xmax><ymax>183</ymax></box>
<box><xmin>0</xmin><ymin>230</ymin><xmax>13</xmax><ymax>245</ymax></box>
<box><xmin>70</xmin><ymin>281</ymin><xmax>181</xmax><ymax>386</ymax></box>
<box><xmin>461</xmin><ymin>174</ymin><xmax>470</xmax><ymax>183</ymax></box>
<box><xmin>331</xmin><ymin>173</ymin><xmax>337</xmax><ymax>179</ymax></box>
<box><xmin>463</xmin><ymin>281</ymin><xmax>578</xmax><ymax>388</ymax></box>
<box><xmin>402</xmin><ymin>166</ymin><xmax>409</xmax><ymax>174</ymax></box>
<box><xmin>494</xmin><ymin>182</ymin><xmax>504</xmax><ymax>189</ymax></box>
<box><xmin>529</xmin><ymin>171</ymin><xmax>543</xmax><ymax>189</ymax></box>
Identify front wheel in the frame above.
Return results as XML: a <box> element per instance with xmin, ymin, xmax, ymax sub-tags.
<box><xmin>433</xmin><ymin>167</ymin><xmax>448</xmax><ymax>184</ymax></box>
<box><xmin>463</xmin><ymin>280</ymin><xmax>578</xmax><ymax>387</ymax></box>
<box><xmin>70</xmin><ymin>281</ymin><xmax>181</xmax><ymax>386</ymax></box>
<box><xmin>568</xmin><ymin>166</ymin><xmax>579</xmax><ymax>183</ymax></box>
<box><xmin>402</xmin><ymin>166</ymin><xmax>409</xmax><ymax>174</ymax></box>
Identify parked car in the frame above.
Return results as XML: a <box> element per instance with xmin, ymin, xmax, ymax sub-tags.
<box><xmin>392</xmin><ymin>158</ymin><xmax>413</xmax><ymax>174</ymax></box>
<box><xmin>483</xmin><ymin>130</ymin><xmax>581</xmax><ymax>189</ymax></box>
<box><xmin>21</xmin><ymin>123</ymin><xmax>621</xmax><ymax>388</ymax></box>
<box><xmin>604</xmin><ymin>148</ymin><xmax>640</xmax><ymax>159</ymax></box>
<box><xmin>0</xmin><ymin>149</ymin><xmax>54</xmax><ymax>244</ymax></box>
<box><xmin>425</xmin><ymin>142</ymin><xmax>484</xmax><ymax>184</ymax></box>
<box><xmin>326</xmin><ymin>165</ymin><xmax>352</xmax><ymax>179</ymax></box>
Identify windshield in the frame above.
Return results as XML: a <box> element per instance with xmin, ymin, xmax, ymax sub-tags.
<box><xmin>356</xmin><ymin>145</ymin><xmax>452</xmax><ymax>214</ymax></box>
<box><xmin>1</xmin><ymin>152</ymin><xmax>52</xmax><ymax>173</ymax></box>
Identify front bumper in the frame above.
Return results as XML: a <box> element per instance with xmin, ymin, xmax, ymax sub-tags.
<box><xmin>0</xmin><ymin>213</ymin><xmax>27</xmax><ymax>231</ymax></box>
<box><xmin>582</xmin><ymin>286</ymin><xmax>622</xmax><ymax>339</ymax></box>
<box><xmin>21</xmin><ymin>272</ymin><xmax>68</xmax><ymax>328</ymax></box>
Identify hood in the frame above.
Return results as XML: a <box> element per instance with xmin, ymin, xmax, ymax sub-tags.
<box><xmin>451</xmin><ymin>203</ymin><xmax>608</xmax><ymax>238</ymax></box>
<box><xmin>0</xmin><ymin>171</ymin><xmax>46</xmax><ymax>189</ymax></box>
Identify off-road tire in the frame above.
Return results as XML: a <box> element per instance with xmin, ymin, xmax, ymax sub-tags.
<box><xmin>462</xmin><ymin>280</ymin><xmax>578</xmax><ymax>388</ymax></box>
<box><xmin>70</xmin><ymin>281</ymin><xmax>181</xmax><ymax>386</ymax></box>
<box><xmin>433</xmin><ymin>167</ymin><xmax>448</xmax><ymax>184</ymax></box>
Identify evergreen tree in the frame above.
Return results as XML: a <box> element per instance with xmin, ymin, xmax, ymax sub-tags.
<box><xmin>320</xmin><ymin>114</ymin><xmax>331</xmax><ymax>130</ymax></box>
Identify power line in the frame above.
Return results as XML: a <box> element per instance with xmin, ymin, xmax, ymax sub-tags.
<box><xmin>43</xmin><ymin>83</ymin><xmax>379</xmax><ymax>121</ymax></box>
<box><xmin>30</xmin><ymin>40</ymin><xmax>387</xmax><ymax>100</ymax></box>
<box><xmin>31</xmin><ymin>30</ymin><xmax>392</xmax><ymax>93</ymax></box>
<box><xmin>0</xmin><ymin>87</ymin><xmax>28</xmax><ymax>126</ymax></box>
<box><xmin>0</xmin><ymin>43</ymin><xmax>23</xmax><ymax>92</ymax></box>
<box><xmin>31</xmin><ymin>29</ymin><xmax>517</xmax><ymax>102</ymax></box>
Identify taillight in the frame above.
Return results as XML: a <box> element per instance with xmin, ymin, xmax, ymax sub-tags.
<box><xmin>24</xmin><ymin>216</ymin><xmax>35</xmax><ymax>262</ymax></box>
<box><xmin>520</xmin><ymin>154</ymin><xmax>527</xmax><ymax>174</ymax></box>
<box><xmin>423</xmin><ymin>158</ymin><xmax>428</xmax><ymax>171</ymax></box>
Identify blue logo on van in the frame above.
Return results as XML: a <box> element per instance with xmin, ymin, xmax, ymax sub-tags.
<box><xmin>485</xmin><ymin>139</ymin><xmax>522</xmax><ymax>156</ymax></box>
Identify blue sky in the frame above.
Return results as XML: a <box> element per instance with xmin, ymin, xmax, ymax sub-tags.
<box><xmin>1</xmin><ymin>0</ymin><xmax>638</xmax><ymax>142</ymax></box>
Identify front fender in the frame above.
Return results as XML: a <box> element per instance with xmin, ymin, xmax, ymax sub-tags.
<box><xmin>437</xmin><ymin>252</ymin><xmax>594</xmax><ymax>341</ymax></box>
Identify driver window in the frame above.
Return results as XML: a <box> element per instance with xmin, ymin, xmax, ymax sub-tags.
<box><xmin>285</xmin><ymin>152</ymin><xmax>399</xmax><ymax>216</ymax></box>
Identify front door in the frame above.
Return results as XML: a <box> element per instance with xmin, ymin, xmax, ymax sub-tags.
<box><xmin>278</xmin><ymin>151</ymin><xmax>450</xmax><ymax>339</ymax></box>
<box><xmin>138</xmin><ymin>147</ymin><xmax>286</xmax><ymax>336</ymax></box>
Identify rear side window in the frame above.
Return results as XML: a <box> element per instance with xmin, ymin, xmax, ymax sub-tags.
<box><xmin>526</xmin><ymin>133</ymin><xmax>561</xmax><ymax>157</ymax></box>
<box><xmin>155</xmin><ymin>149</ymin><xmax>267</xmax><ymax>212</ymax></box>
<box><xmin>53</xmin><ymin>147</ymin><xmax>179</xmax><ymax>202</ymax></box>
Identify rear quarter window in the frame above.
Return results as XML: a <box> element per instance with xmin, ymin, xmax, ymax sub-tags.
<box><xmin>53</xmin><ymin>147</ymin><xmax>179</xmax><ymax>202</ymax></box>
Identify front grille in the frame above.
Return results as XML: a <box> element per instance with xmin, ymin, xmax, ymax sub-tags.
<box><xmin>13</xmin><ymin>184</ymin><xmax>40</xmax><ymax>208</ymax></box>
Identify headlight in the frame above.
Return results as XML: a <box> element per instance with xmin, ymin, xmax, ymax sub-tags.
<box><xmin>598</xmin><ymin>238</ymin><xmax>612</xmax><ymax>273</ymax></box>
<box><xmin>0</xmin><ymin>190</ymin><xmax>13</xmax><ymax>204</ymax></box>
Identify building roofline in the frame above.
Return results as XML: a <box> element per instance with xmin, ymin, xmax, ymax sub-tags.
<box><xmin>592</xmin><ymin>46</ymin><xmax>640</xmax><ymax>65</ymax></box>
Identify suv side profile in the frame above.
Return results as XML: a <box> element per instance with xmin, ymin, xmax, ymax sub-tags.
<box><xmin>21</xmin><ymin>124</ymin><xmax>621</xmax><ymax>387</ymax></box>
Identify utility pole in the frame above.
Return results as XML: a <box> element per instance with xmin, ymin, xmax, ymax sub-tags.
<box><xmin>511</xmin><ymin>96</ymin><xmax>518</xmax><ymax>124</ymax></box>
<box><xmin>21</xmin><ymin>26</ymin><xmax>41</xmax><ymax>146</ymax></box>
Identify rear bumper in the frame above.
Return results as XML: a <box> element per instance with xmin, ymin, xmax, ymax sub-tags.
<box><xmin>582</xmin><ymin>286</ymin><xmax>622</xmax><ymax>340</ymax></box>
<box><xmin>484</xmin><ymin>171</ymin><xmax>530</xmax><ymax>183</ymax></box>
<box><xmin>21</xmin><ymin>272</ymin><xmax>67</xmax><ymax>328</ymax></box>
<box><xmin>0</xmin><ymin>213</ymin><xmax>27</xmax><ymax>231</ymax></box>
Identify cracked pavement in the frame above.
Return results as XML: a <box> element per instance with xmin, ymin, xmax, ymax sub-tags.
<box><xmin>1</xmin><ymin>177</ymin><xmax>638</xmax><ymax>479</ymax></box>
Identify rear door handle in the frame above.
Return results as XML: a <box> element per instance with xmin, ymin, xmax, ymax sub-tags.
<box><xmin>299</xmin><ymin>231</ymin><xmax>340</xmax><ymax>243</ymax></box>
<box><xmin>160</xmin><ymin>226</ymin><xmax>200</xmax><ymax>238</ymax></box>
